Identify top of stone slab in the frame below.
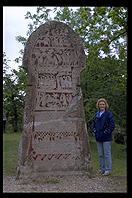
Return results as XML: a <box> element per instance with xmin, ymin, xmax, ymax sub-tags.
<box><xmin>23</xmin><ymin>21</ymin><xmax>86</xmax><ymax>72</ymax></box>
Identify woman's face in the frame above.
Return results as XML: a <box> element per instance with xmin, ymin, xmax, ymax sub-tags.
<box><xmin>98</xmin><ymin>101</ymin><xmax>106</xmax><ymax>111</ymax></box>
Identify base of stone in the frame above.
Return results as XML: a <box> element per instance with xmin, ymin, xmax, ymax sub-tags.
<box><xmin>17</xmin><ymin>170</ymin><xmax>92</xmax><ymax>181</ymax></box>
<box><xmin>36</xmin><ymin>170</ymin><xmax>88</xmax><ymax>176</ymax></box>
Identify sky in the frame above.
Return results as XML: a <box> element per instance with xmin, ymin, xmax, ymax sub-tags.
<box><xmin>3</xmin><ymin>6</ymin><xmax>80</xmax><ymax>73</ymax></box>
<box><xmin>3</xmin><ymin>6</ymin><xmax>55</xmax><ymax>72</ymax></box>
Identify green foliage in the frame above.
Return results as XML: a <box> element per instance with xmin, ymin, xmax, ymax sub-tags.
<box><xmin>24</xmin><ymin>6</ymin><xmax>52</xmax><ymax>36</ymax></box>
<box><xmin>3</xmin><ymin>54</ymin><xmax>27</xmax><ymax>132</ymax></box>
<box><xmin>15</xmin><ymin>36</ymin><xmax>27</xmax><ymax>46</ymax></box>
<box><xmin>81</xmin><ymin>55</ymin><xmax>127</xmax><ymax>131</ymax></box>
<box><xmin>3</xmin><ymin>6</ymin><xmax>127</xmax><ymax>135</ymax></box>
<box><xmin>53</xmin><ymin>6</ymin><xmax>127</xmax><ymax>132</ymax></box>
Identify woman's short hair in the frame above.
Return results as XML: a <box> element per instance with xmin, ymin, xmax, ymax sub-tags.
<box><xmin>96</xmin><ymin>98</ymin><xmax>109</xmax><ymax>110</ymax></box>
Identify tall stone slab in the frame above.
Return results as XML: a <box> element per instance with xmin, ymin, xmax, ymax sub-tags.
<box><xmin>17</xmin><ymin>21</ymin><xmax>91</xmax><ymax>179</ymax></box>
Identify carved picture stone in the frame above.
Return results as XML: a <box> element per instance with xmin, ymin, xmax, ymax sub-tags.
<box><xmin>17</xmin><ymin>21</ymin><xmax>91</xmax><ymax>179</ymax></box>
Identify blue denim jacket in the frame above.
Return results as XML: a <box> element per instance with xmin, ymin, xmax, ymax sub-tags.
<box><xmin>93</xmin><ymin>110</ymin><xmax>115</xmax><ymax>142</ymax></box>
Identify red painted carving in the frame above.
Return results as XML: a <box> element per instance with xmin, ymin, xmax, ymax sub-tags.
<box><xmin>18</xmin><ymin>22</ymin><xmax>90</xmax><ymax>177</ymax></box>
<box><xmin>33</xmin><ymin>130</ymin><xmax>80</xmax><ymax>142</ymax></box>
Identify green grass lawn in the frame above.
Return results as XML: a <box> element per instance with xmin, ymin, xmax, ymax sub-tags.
<box><xmin>3</xmin><ymin>132</ymin><xmax>127</xmax><ymax>178</ymax></box>
<box><xmin>3</xmin><ymin>132</ymin><xmax>21</xmax><ymax>178</ymax></box>
<box><xmin>90</xmin><ymin>136</ymin><xmax>127</xmax><ymax>176</ymax></box>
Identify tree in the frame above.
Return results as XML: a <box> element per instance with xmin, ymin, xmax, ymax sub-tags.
<box><xmin>52</xmin><ymin>6</ymin><xmax>127</xmax><ymax>132</ymax></box>
<box><xmin>81</xmin><ymin>56</ymin><xmax>126</xmax><ymax>131</ymax></box>
<box><xmin>6</xmin><ymin>6</ymin><xmax>127</xmax><ymax>133</ymax></box>
<box><xmin>3</xmin><ymin>53</ymin><xmax>27</xmax><ymax>132</ymax></box>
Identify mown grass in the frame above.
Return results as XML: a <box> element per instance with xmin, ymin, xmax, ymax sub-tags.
<box><xmin>3</xmin><ymin>132</ymin><xmax>127</xmax><ymax>179</ymax></box>
<box><xmin>90</xmin><ymin>136</ymin><xmax>127</xmax><ymax>176</ymax></box>
<box><xmin>3</xmin><ymin>132</ymin><xmax>21</xmax><ymax>178</ymax></box>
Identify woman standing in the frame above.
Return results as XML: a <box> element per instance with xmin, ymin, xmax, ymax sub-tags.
<box><xmin>93</xmin><ymin>98</ymin><xmax>115</xmax><ymax>176</ymax></box>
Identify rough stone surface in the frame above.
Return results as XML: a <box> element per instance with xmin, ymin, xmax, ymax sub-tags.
<box><xmin>17</xmin><ymin>21</ymin><xmax>91</xmax><ymax>179</ymax></box>
<box><xmin>3</xmin><ymin>175</ymin><xmax>127</xmax><ymax>193</ymax></box>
